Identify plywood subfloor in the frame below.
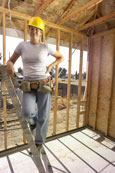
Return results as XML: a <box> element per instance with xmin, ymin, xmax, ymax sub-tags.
<box><xmin>0</xmin><ymin>128</ymin><xmax>115</xmax><ymax>173</ymax></box>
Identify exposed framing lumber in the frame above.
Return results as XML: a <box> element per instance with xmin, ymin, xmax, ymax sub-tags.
<box><xmin>43</xmin><ymin>24</ymin><xmax>45</xmax><ymax>42</ymax></box>
<box><xmin>0</xmin><ymin>7</ymin><xmax>86</xmax><ymax>37</ymax></box>
<box><xmin>45</xmin><ymin>0</ymin><xmax>78</xmax><ymax>39</ymax></box>
<box><xmin>23</xmin><ymin>19</ymin><xmax>28</xmax><ymax>144</ymax></box>
<box><xmin>89</xmin><ymin>4</ymin><xmax>99</xmax><ymax>36</ymax></box>
<box><xmin>0</xmin><ymin>0</ymin><xmax>8</xmax><ymax>25</ymax></box>
<box><xmin>53</xmin><ymin>29</ymin><xmax>60</xmax><ymax>135</ymax></box>
<box><xmin>2</xmin><ymin>12</ymin><xmax>7</xmax><ymax>149</ymax></box>
<box><xmin>90</xmin><ymin>28</ymin><xmax>115</xmax><ymax>38</ymax></box>
<box><xmin>96</xmin><ymin>12</ymin><xmax>109</xmax><ymax>31</ymax></box>
<box><xmin>66</xmin><ymin>32</ymin><xmax>73</xmax><ymax>131</ymax></box>
<box><xmin>76</xmin><ymin>38</ymin><xmax>84</xmax><ymax>128</ymax></box>
<box><xmin>60</xmin><ymin>0</ymin><xmax>104</xmax><ymax>24</ymax></box>
<box><xmin>86</xmin><ymin>38</ymin><xmax>94</xmax><ymax>127</ymax></box>
<box><xmin>45</xmin><ymin>20</ymin><xmax>86</xmax><ymax>37</ymax></box>
<box><xmin>60</xmin><ymin>0</ymin><xmax>78</xmax><ymax>19</ymax></box>
<box><xmin>1</xmin><ymin>0</ymin><xmax>8</xmax><ymax>7</ymax></box>
<box><xmin>35</xmin><ymin>0</ymin><xmax>54</xmax><ymax>16</ymax></box>
<box><xmin>79</xmin><ymin>12</ymin><xmax>115</xmax><ymax>31</ymax></box>
<box><xmin>24</xmin><ymin>20</ymin><xmax>28</xmax><ymax>41</ymax></box>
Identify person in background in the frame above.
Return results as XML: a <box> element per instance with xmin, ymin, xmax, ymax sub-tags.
<box><xmin>6</xmin><ymin>16</ymin><xmax>64</xmax><ymax>150</ymax></box>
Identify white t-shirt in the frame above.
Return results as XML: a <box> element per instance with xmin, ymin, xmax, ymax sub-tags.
<box><xmin>15</xmin><ymin>41</ymin><xmax>56</xmax><ymax>80</ymax></box>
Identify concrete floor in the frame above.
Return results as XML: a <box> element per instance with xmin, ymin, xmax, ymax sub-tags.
<box><xmin>0</xmin><ymin>128</ymin><xmax>115</xmax><ymax>173</ymax></box>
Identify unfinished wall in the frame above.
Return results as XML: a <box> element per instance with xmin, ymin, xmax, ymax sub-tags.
<box><xmin>87</xmin><ymin>29</ymin><xmax>115</xmax><ymax>138</ymax></box>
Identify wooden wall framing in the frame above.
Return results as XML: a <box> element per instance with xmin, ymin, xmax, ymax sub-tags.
<box><xmin>87</xmin><ymin>29</ymin><xmax>115</xmax><ymax>138</ymax></box>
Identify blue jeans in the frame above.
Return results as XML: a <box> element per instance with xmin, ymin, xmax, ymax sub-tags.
<box><xmin>22</xmin><ymin>89</ymin><xmax>51</xmax><ymax>144</ymax></box>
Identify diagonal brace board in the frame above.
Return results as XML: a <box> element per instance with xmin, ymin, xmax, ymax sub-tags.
<box><xmin>0</xmin><ymin>65</ymin><xmax>52</xmax><ymax>173</ymax></box>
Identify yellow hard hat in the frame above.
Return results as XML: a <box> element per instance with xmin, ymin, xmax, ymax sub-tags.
<box><xmin>28</xmin><ymin>16</ymin><xmax>44</xmax><ymax>31</ymax></box>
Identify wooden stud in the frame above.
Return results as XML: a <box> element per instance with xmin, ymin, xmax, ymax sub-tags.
<box><xmin>3</xmin><ymin>12</ymin><xmax>6</xmax><ymax>65</ymax></box>
<box><xmin>3</xmin><ymin>12</ymin><xmax>7</xmax><ymax>149</ymax></box>
<box><xmin>43</xmin><ymin>24</ymin><xmax>45</xmax><ymax>42</ymax></box>
<box><xmin>76</xmin><ymin>38</ymin><xmax>84</xmax><ymax>128</ymax></box>
<box><xmin>60</xmin><ymin>0</ymin><xmax>104</xmax><ymax>24</ymax></box>
<box><xmin>23</xmin><ymin>19</ymin><xmax>28</xmax><ymax>144</ymax></box>
<box><xmin>24</xmin><ymin>20</ymin><xmax>28</xmax><ymax>41</ymax></box>
<box><xmin>53</xmin><ymin>29</ymin><xmax>60</xmax><ymax>135</ymax></box>
<box><xmin>66</xmin><ymin>32</ymin><xmax>73</xmax><ymax>131</ymax></box>
<box><xmin>85</xmin><ymin>38</ymin><xmax>94</xmax><ymax>127</ymax></box>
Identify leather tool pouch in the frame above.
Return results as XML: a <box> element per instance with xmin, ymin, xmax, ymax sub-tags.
<box><xmin>20</xmin><ymin>81</ymin><xmax>31</xmax><ymax>92</ymax></box>
<box><xmin>38</xmin><ymin>81</ymin><xmax>52</xmax><ymax>93</ymax></box>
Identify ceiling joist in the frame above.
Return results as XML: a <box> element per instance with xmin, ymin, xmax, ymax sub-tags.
<box><xmin>60</xmin><ymin>0</ymin><xmax>78</xmax><ymax>20</ymax></box>
<box><xmin>46</xmin><ymin>0</ymin><xmax>78</xmax><ymax>39</ymax></box>
<box><xmin>78</xmin><ymin>12</ymin><xmax>115</xmax><ymax>31</ymax></box>
<box><xmin>60</xmin><ymin>0</ymin><xmax>104</xmax><ymax>24</ymax></box>
<box><xmin>35</xmin><ymin>0</ymin><xmax>55</xmax><ymax>16</ymax></box>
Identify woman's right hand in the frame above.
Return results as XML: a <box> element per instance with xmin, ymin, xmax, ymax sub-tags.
<box><xmin>6</xmin><ymin>61</ymin><xmax>15</xmax><ymax>76</ymax></box>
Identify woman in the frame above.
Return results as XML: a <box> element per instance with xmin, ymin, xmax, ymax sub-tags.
<box><xmin>7</xmin><ymin>16</ymin><xmax>64</xmax><ymax>149</ymax></box>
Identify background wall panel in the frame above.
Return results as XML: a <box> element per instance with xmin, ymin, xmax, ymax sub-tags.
<box><xmin>88</xmin><ymin>31</ymin><xmax>115</xmax><ymax>138</ymax></box>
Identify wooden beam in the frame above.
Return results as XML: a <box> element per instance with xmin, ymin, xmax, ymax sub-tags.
<box><xmin>45</xmin><ymin>20</ymin><xmax>86</xmax><ymax>36</ymax></box>
<box><xmin>0</xmin><ymin>0</ymin><xmax>8</xmax><ymax>25</ymax></box>
<box><xmin>46</xmin><ymin>0</ymin><xmax>77</xmax><ymax>40</ymax></box>
<box><xmin>79</xmin><ymin>12</ymin><xmax>115</xmax><ymax>31</ymax></box>
<box><xmin>60</xmin><ymin>0</ymin><xmax>104</xmax><ymax>24</ymax></box>
<box><xmin>3</xmin><ymin>12</ymin><xmax>7</xmax><ymax>149</ymax></box>
<box><xmin>3</xmin><ymin>12</ymin><xmax>6</xmax><ymax>65</ymax></box>
<box><xmin>45</xmin><ymin>0</ymin><xmax>78</xmax><ymax>39</ymax></box>
<box><xmin>91</xmin><ymin>28</ymin><xmax>115</xmax><ymax>38</ymax></box>
<box><xmin>76</xmin><ymin>38</ymin><xmax>84</xmax><ymax>128</ymax></box>
<box><xmin>24</xmin><ymin>20</ymin><xmax>28</xmax><ymax>41</ymax></box>
<box><xmin>23</xmin><ymin>19</ymin><xmax>28</xmax><ymax>144</ymax></box>
<box><xmin>1</xmin><ymin>0</ymin><xmax>8</xmax><ymax>7</ymax></box>
<box><xmin>0</xmin><ymin>7</ymin><xmax>86</xmax><ymax>37</ymax></box>
<box><xmin>35</xmin><ymin>0</ymin><xmax>54</xmax><ymax>16</ymax></box>
<box><xmin>66</xmin><ymin>32</ymin><xmax>73</xmax><ymax>131</ymax></box>
<box><xmin>83</xmin><ymin>38</ymin><xmax>88</xmax><ymax>126</ymax></box>
<box><xmin>85</xmin><ymin>38</ymin><xmax>94</xmax><ymax>126</ymax></box>
<box><xmin>53</xmin><ymin>29</ymin><xmax>60</xmax><ymax>135</ymax></box>
<box><xmin>60</xmin><ymin>0</ymin><xmax>78</xmax><ymax>19</ymax></box>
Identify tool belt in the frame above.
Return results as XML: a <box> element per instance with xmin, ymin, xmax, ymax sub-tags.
<box><xmin>19</xmin><ymin>77</ymin><xmax>54</xmax><ymax>93</ymax></box>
